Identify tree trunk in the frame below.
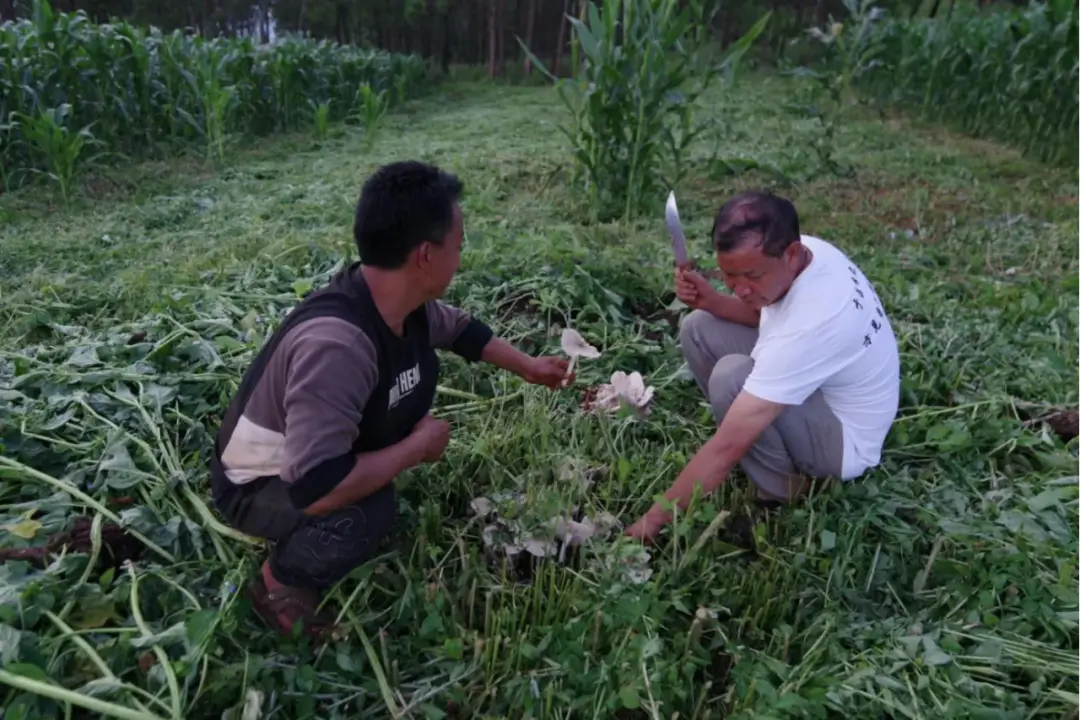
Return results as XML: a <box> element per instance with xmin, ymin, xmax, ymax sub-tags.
<box><xmin>261</xmin><ymin>0</ymin><xmax>270</xmax><ymax>43</ymax></box>
<box><xmin>553</xmin><ymin>0</ymin><xmax>569</xmax><ymax>76</ymax></box>
<box><xmin>496</xmin><ymin>0</ymin><xmax>506</xmax><ymax>75</ymax></box>
<box><xmin>441</xmin><ymin>6</ymin><xmax>452</xmax><ymax>73</ymax></box>
<box><xmin>488</xmin><ymin>0</ymin><xmax>497</xmax><ymax>79</ymax></box>
<box><xmin>523</xmin><ymin>0</ymin><xmax>537</xmax><ymax>74</ymax></box>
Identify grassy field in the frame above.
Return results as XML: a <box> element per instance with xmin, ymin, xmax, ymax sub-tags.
<box><xmin>0</xmin><ymin>72</ymin><xmax>1077</xmax><ymax>719</ymax></box>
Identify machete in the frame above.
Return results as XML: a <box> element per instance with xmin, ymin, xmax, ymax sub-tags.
<box><xmin>665</xmin><ymin>190</ymin><xmax>689</xmax><ymax>268</ymax></box>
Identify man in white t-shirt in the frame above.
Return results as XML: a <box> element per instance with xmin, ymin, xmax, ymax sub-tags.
<box><xmin>626</xmin><ymin>191</ymin><xmax>900</xmax><ymax>542</ymax></box>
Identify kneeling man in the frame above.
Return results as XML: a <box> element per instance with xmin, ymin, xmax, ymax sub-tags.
<box><xmin>627</xmin><ymin>192</ymin><xmax>900</xmax><ymax>541</ymax></box>
<box><xmin>211</xmin><ymin>161</ymin><xmax>570</xmax><ymax>636</ymax></box>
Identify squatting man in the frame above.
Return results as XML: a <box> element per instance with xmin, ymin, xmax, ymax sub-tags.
<box><xmin>209</xmin><ymin>160</ymin><xmax>901</xmax><ymax>637</ymax></box>
<box><xmin>624</xmin><ymin>191</ymin><xmax>901</xmax><ymax>541</ymax></box>
<box><xmin>210</xmin><ymin>161</ymin><xmax>573</xmax><ymax>637</ymax></box>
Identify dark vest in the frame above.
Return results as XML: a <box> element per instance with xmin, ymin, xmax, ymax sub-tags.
<box><xmin>209</xmin><ymin>263</ymin><xmax>439</xmax><ymax>494</ymax></box>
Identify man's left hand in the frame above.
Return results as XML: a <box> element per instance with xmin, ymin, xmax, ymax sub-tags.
<box><xmin>524</xmin><ymin>356</ymin><xmax>573</xmax><ymax>389</ymax></box>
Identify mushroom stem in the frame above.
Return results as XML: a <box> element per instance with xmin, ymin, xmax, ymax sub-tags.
<box><xmin>561</xmin><ymin>355</ymin><xmax>578</xmax><ymax>388</ymax></box>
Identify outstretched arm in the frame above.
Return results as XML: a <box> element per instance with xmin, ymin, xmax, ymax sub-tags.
<box><xmin>480</xmin><ymin>336</ymin><xmax>569</xmax><ymax>388</ymax></box>
<box><xmin>625</xmin><ymin>390</ymin><xmax>785</xmax><ymax>541</ymax></box>
<box><xmin>427</xmin><ymin>301</ymin><xmax>570</xmax><ymax>388</ymax></box>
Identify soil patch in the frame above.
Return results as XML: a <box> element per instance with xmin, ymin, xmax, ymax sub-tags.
<box><xmin>1019</xmin><ymin>404</ymin><xmax>1078</xmax><ymax>442</ymax></box>
<box><xmin>495</xmin><ymin>290</ymin><xmax>541</xmax><ymax>322</ymax></box>
<box><xmin>0</xmin><ymin>515</ymin><xmax>144</xmax><ymax>573</ymax></box>
<box><xmin>1044</xmin><ymin>407</ymin><xmax>1078</xmax><ymax>442</ymax></box>
<box><xmin>625</xmin><ymin>295</ymin><xmax>681</xmax><ymax>342</ymax></box>
<box><xmin>718</xmin><ymin>510</ymin><xmax>758</xmax><ymax>555</ymax></box>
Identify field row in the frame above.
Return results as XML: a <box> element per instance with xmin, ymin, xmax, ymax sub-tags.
<box><xmin>2</xmin><ymin>0</ymin><xmax>1077</xmax><ymax>207</ymax></box>
<box><xmin>0</xmin><ymin>3</ymin><xmax>429</xmax><ymax>199</ymax></box>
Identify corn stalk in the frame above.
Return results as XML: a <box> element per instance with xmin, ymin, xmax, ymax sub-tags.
<box><xmin>519</xmin><ymin>0</ymin><xmax>770</xmax><ymax>222</ymax></box>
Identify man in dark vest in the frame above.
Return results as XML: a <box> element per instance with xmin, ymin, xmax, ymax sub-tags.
<box><xmin>210</xmin><ymin>161</ymin><xmax>571</xmax><ymax>637</ymax></box>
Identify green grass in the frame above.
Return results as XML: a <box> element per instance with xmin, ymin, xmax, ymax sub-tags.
<box><xmin>0</xmin><ymin>73</ymin><xmax>1077</xmax><ymax>719</ymax></box>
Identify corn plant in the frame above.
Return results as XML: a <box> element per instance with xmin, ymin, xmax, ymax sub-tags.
<box><xmin>0</xmin><ymin>0</ymin><xmax>430</xmax><ymax>192</ymax></box>
<box><xmin>351</xmin><ymin>83</ymin><xmax>390</xmax><ymax>150</ymax></box>
<box><xmin>788</xmin><ymin>0</ymin><xmax>888</xmax><ymax>176</ymax></box>
<box><xmin>0</xmin><ymin>113</ymin><xmax>18</xmax><ymax>192</ymax></box>
<box><xmin>520</xmin><ymin>0</ymin><xmax>770</xmax><ymax>222</ymax></box>
<box><xmin>311</xmin><ymin>100</ymin><xmax>332</xmax><ymax>140</ymax></box>
<box><xmin>852</xmin><ymin>0</ymin><xmax>1077</xmax><ymax>165</ymax></box>
<box><xmin>15</xmin><ymin>104</ymin><xmax>98</xmax><ymax>204</ymax></box>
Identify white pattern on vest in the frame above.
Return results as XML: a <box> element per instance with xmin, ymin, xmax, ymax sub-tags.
<box><xmin>387</xmin><ymin>363</ymin><xmax>421</xmax><ymax>411</ymax></box>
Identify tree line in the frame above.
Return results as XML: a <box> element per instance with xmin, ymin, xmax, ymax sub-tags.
<box><xmin>0</xmin><ymin>0</ymin><xmax>1023</xmax><ymax>78</ymax></box>
<box><xmin>0</xmin><ymin>0</ymin><xmax>865</xmax><ymax>75</ymax></box>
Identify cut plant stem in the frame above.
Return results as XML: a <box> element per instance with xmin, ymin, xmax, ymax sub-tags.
<box><xmin>0</xmin><ymin>669</ymin><xmax>170</xmax><ymax>720</ymax></box>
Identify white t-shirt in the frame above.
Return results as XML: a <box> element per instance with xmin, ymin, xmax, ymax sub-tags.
<box><xmin>742</xmin><ymin>235</ymin><xmax>900</xmax><ymax>480</ymax></box>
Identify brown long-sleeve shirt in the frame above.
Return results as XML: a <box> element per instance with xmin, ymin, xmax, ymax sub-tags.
<box><xmin>218</xmin><ymin>300</ymin><xmax>477</xmax><ymax>487</ymax></box>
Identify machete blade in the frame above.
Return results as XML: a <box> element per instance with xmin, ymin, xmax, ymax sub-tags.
<box><xmin>665</xmin><ymin>191</ymin><xmax>689</xmax><ymax>267</ymax></box>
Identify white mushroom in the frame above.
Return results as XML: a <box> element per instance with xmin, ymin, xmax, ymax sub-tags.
<box><xmin>582</xmin><ymin>371</ymin><xmax>656</xmax><ymax>416</ymax></box>
<box><xmin>470</xmin><ymin>497</ymin><xmax>494</xmax><ymax>517</ymax></box>
<box><xmin>552</xmin><ymin>516</ymin><xmax>598</xmax><ymax>545</ymax></box>
<box><xmin>523</xmin><ymin>538</ymin><xmax>558</xmax><ymax>557</ymax></box>
<box><xmin>560</xmin><ymin>328</ymin><xmax>601</xmax><ymax>387</ymax></box>
<box><xmin>610</xmin><ymin>371</ymin><xmax>656</xmax><ymax>411</ymax></box>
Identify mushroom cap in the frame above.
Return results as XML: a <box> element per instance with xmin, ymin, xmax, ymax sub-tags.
<box><xmin>561</xmin><ymin>328</ymin><xmax>601</xmax><ymax>359</ymax></box>
<box><xmin>610</xmin><ymin>371</ymin><xmax>656</xmax><ymax>408</ymax></box>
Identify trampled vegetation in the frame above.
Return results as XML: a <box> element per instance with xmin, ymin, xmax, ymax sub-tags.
<box><xmin>0</xmin><ymin>1</ymin><xmax>1077</xmax><ymax>718</ymax></box>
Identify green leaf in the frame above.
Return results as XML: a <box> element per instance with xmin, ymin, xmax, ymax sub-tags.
<box><xmin>65</xmin><ymin>346</ymin><xmax>102</xmax><ymax>367</ymax></box>
<box><xmin>419</xmin><ymin>612</ymin><xmax>444</xmax><ymax>638</ymax></box>
<box><xmin>819</xmin><ymin>529</ymin><xmax>837</xmax><ymax>551</ymax></box>
<box><xmin>921</xmin><ymin>637</ymin><xmax>952</xmax><ymax>666</ymax></box>
<box><xmin>71</xmin><ymin>592</ymin><xmax>120</xmax><ymax>630</ymax></box>
<box><xmin>292</xmin><ymin>279</ymin><xmax>313</xmax><ymax>297</ymax></box>
<box><xmin>336</xmin><ymin>649</ymin><xmax>358</xmax><ymax>672</ymax></box>
<box><xmin>421</xmin><ymin>705</ymin><xmax>447</xmax><ymax>720</ymax></box>
<box><xmin>618</xmin><ymin>685</ymin><xmax>641</xmax><ymax>709</ymax></box>
<box><xmin>442</xmin><ymin>637</ymin><xmax>464</xmax><ymax>660</ymax></box>
<box><xmin>1027</xmin><ymin>487</ymin><xmax>1072</xmax><ymax>512</ymax></box>
<box><xmin>568</xmin><ymin>17</ymin><xmax>599</xmax><ymax>63</ymax></box>
<box><xmin>185</xmin><ymin>608</ymin><xmax>218</xmax><ymax>649</ymax></box>
<box><xmin>99</xmin><ymin>440</ymin><xmax>142</xmax><ymax>490</ymax></box>
<box><xmin>0</xmin><ymin>624</ymin><xmax>21</xmax><ymax>665</ymax></box>
<box><xmin>3</xmin><ymin>662</ymin><xmax>51</xmax><ymax>683</ymax></box>
<box><xmin>4</xmin><ymin>512</ymin><xmax>42</xmax><ymax>540</ymax></box>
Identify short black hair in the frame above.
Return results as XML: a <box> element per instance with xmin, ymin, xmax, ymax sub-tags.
<box><xmin>353</xmin><ymin>161</ymin><xmax>464</xmax><ymax>269</ymax></box>
<box><xmin>711</xmin><ymin>191</ymin><xmax>801</xmax><ymax>258</ymax></box>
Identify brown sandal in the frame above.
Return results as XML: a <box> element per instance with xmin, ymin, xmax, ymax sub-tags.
<box><xmin>245</xmin><ymin>574</ymin><xmax>343</xmax><ymax>640</ymax></box>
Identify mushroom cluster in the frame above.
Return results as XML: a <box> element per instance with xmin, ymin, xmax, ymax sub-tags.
<box><xmin>469</xmin><ymin>491</ymin><xmax>654</xmax><ymax>586</ymax></box>
<box><xmin>560</xmin><ymin>328</ymin><xmax>656</xmax><ymax>417</ymax></box>
<box><xmin>470</xmin><ymin>492</ymin><xmax>620</xmax><ymax>564</ymax></box>
<box><xmin>583</xmin><ymin>370</ymin><xmax>656</xmax><ymax>417</ymax></box>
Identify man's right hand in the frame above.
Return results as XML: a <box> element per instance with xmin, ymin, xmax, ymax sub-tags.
<box><xmin>674</xmin><ymin>266</ymin><xmax>717</xmax><ymax>312</ymax></box>
<box><xmin>411</xmin><ymin>414</ymin><xmax>450</xmax><ymax>463</ymax></box>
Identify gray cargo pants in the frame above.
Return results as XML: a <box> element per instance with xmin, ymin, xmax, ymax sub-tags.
<box><xmin>679</xmin><ymin>310</ymin><xmax>845</xmax><ymax>503</ymax></box>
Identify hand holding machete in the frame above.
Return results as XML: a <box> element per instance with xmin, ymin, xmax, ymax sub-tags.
<box><xmin>666</xmin><ymin>191</ymin><xmax>721</xmax><ymax>310</ymax></box>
